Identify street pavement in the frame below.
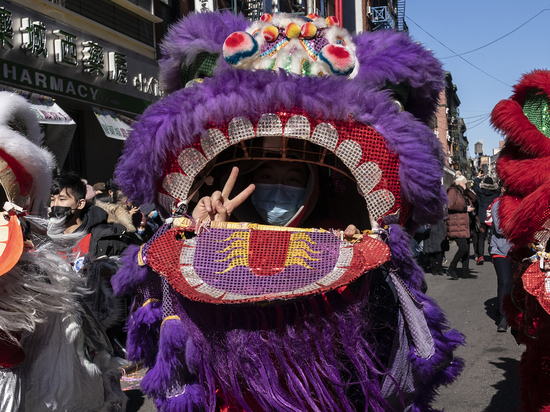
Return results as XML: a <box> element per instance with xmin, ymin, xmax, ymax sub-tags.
<box><xmin>427</xmin><ymin>242</ymin><xmax>522</xmax><ymax>412</ymax></box>
<box><xmin>123</xmin><ymin>241</ymin><xmax>523</xmax><ymax>412</ymax></box>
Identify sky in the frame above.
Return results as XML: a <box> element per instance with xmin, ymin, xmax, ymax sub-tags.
<box><xmin>405</xmin><ymin>1</ymin><xmax>550</xmax><ymax>157</ymax></box>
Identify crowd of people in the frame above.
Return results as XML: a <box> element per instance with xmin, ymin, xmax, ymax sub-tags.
<box><xmin>415</xmin><ymin>169</ymin><xmax>511</xmax><ymax>332</ymax></box>
<box><xmin>46</xmin><ymin>173</ymin><xmax>164</xmax><ymax>354</ymax></box>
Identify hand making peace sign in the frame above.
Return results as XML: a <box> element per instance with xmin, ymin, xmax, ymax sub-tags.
<box><xmin>192</xmin><ymin>167</ymin><xmax>255</xmax><ymax>223</ymax></box>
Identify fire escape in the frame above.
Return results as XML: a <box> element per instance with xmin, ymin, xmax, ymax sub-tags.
<box><xmin>370</xmin><ymin>0</ymin><xmax>407</xmax><ymax>32</ymax></box>
<box><xmin>396</xmin><ymin>0</ymin><xmax>406</xmax><ymax>31</ymax></box>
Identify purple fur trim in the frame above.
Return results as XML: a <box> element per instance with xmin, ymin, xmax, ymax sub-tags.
<box><xmin>111</xmin><ymin>245</ymin><xmax>147</xmax><ymax>296</ymax></box>
<box><xmin>174</xmin><ymin>286</ymin><xmax>395</xmax><ymax>412</ymax></box>
<box><xmin>126</xmin><ymin>300</ymin><xmax>162</xmax><ymax>367</ymax></box>
<box><xmin>353</xmin><ymin>30</ymin><xmax>444</xmax><ymax>124</ymax></box>
<box><xmin>154</xmin><ymin>383</ymin><xmax>205</xmax><ymax>412</ymax></box>
<box><xmin>388</xmin><ymin>224</ymin><xmax>465</xmax><ymax>411</ymax></box>
<box><xmin>141</xmin><ymin>317</ymin><xmax>194</xmax><ymax>400</ymax></box>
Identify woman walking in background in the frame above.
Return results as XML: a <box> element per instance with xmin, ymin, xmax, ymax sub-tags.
<box><xmin>446</xmin><ymin>175</ymin><xmax>477</xmax><ymax>280</ymax></box>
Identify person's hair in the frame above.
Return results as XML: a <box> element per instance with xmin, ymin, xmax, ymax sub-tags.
<box><xmin>51</xmin><ymin>172</ymin><xmax>86</xmax><ymax>202</ymax></box>
<box><xmin>484</xmin><ymin>176</ymin><xmax>494</xmax><ymax>185</ymax></box>
<box><xmin>93</xmin><ymin>192</ymin><xmax>113</xmax><ymax>204</ymax></box>
<box><xmin>106</xmin><ymin>178</ymin><xmax>119</xmax><ymax>193</ymax></box>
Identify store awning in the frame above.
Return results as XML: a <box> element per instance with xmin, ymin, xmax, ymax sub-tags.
<box><xmin>0</xmin><ymin>87</ymin><xmax>77</xmax><ymax>168</ymax></box>
<box><xmin>92</xmin><ymin>106</ymin><xmax>133</xmax><ymax>141</ymax></box>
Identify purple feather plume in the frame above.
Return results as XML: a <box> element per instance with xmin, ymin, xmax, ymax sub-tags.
<box><xmin>141</xmin><ymin>317</ymin><xmax>194</xmax><ymax>400</ymax></box>
<box><xmin>125</xmin><ymin>300</ymin><xmax>162</xmax><ymax>366</ymax></box>
<box><xmin>111</xmin><ymin>245</ymin><xmax>148</xmax><ymax>296</ymax></box>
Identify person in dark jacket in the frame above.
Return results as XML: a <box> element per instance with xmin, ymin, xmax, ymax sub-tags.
<box><xmin>489</xmin><ymin>195</ymin><xmax>513</xmax><ymax>332</ymax></box>
<box><xmin>446</xmin><ymin>175</ymin><xmax>477</xmax><ymax>280</ymax></box>
<box><xmin>423</xmin><ymin>219</ymin><xmax>448</xmax><ymax>276</ymax></box>
<box><xmin>49</xmin><ymin>173</ymin><xmax>139</xmax><ymax>258</ymax></box>
<box><xmin>473</xmin><ymin>172</ymin><xmax>500</xmax><ymax>264</ymax></box>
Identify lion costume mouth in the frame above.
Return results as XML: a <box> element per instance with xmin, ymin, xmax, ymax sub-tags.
<box><xmin>0</xmin><ymin>92</ymin><xmax>55</xmax><ymax>276</ymax></box>
<box><xmin>159</xmin><ymin>111</ymin><xmax>408</xmax><ymax>226</ymax></box>
<box><xmin>0</xmin><ymin>148</ymin><xmax>29</xmax><ymax>276</ymax></box>
<box><xmin>0</xmin><ymin>148</ymin><xmax>33</xmax><ymax>210</ymax></box>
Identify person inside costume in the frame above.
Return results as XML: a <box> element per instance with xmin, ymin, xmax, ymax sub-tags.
<box><xmin>491</xmin><ymin>69</ymin><xmax>550</xmax><ymax>412</ymax></box>
<box><xmin>112</xmin><ymin>11</ymin><xmax>464</xmax><ymax>412</ymax></box>
<box><xmin>0</xmin><ymin>91</ymin><xmax>127</xmax><ymax>411</ymax></box>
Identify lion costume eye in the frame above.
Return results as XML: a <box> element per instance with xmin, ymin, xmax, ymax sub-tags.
<box><xmin>180</xmin><ymin>52</ymin><xmax>220</xmax><ymax>88</ymax></box>
<box><xmin>522</xmin><ymin>90</ymin><xmax>550</xmax><ymax>138</ymax></box>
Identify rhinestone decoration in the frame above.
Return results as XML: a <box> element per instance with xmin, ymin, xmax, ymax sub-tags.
<box><xmin>310</xmin><ymin>122</ymin><xmax>338</xmax><ymax>151</ymax></box>
<box><xmin>195</xmin><ymin>283</ymin><xmax>225</xmax><ymax>299</ymax></box>
<box><xmin>316</xmin><ymin>267</ymin><xmax>346</xmax><ymax>286</ymax></box>
<box><xmin>223</xmin><ymin>292</ymin><xmax>252</xmax><ymax>301</ymax></box>
<box><xmin>354</xmin><ymin>161</ymin><xmax>382</xmax><ymax>197</ymax></box>
<box><xmin>158</xmin><ymin>193</ymin><xmax>175</xmax><ymax>214</ymax></box>
<box><xmin>181</xmin><ymin>265</ymin><xmax>202</xmax><ymax>287</ymax></box>
<box><xmin>228</xmin><ymin>117</ymin><xmax>255</xmax><ymax>145</ymax></box>
<box><xmin>366</xmin><ymin>189</ymin><xmax>395</xmax><ymax>221</ymax></box>
<box><xmin>534</xmin><ymin>230</ymin><xmax>550</xmax><ymax>246</ymax></box>
<box><xmin>290</xmin><ymin>283</ymin><xmax>319</xmax><ymax>294</ymax></box>
<box><xmin>315</xmin><ymin>243</ymin><xmax>353</xmax><ymax>286</ymax></box>
<box><xmin>179</xmin><ymin>237</ymin><xmax>197</xmax><ymax>265</ymax></box>
<box><xmin>256</xmin><ymin>113</ymin><xmax>283</xmax><ymax>136</ymax></box>
<box><xmin>335</xmin><ymin>139</ymin><xmax>363</xmax><ymax>170</ymax></box>
<box><xmin>284</xmin><ymin>115</ymin><xmax>311</xmax><ymax>139</ymax></box>
<box><xmin>336</xmin><ymin>242</ymin><xmax>354</xmax><ymax>267</ymax></box>
<box><xmin>201</xmin><ymin>128</ymin><xmax>229</xmax><ymax>160</ymax></box>
<box><xmin>534</xmin><ymin>218</ymin><xmax>550</xmax><ymax>247</ymax></box>
<box><xmin>523</xmin><ymin>90</ymin><xmax>550</xmax><ymax>138</ymax></box>
<box><xmin>162</xmin><ymin>173</ymin><xmax>193</xmax><ymax>202</ymax></box>
<box><xmin>178</xmin><ymin>148</ymin><xmax>208</xmax><ymax>178</ymax></box>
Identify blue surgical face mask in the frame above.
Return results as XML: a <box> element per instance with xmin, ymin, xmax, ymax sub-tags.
<box><xmin>137</xmin><ymin>228</ymin><xmax>145</xmax><ymax>235</ymax></box>
<box><xmin>149</xmin><ymin>210</ymin><xmax>158</xmax><ymax>219</ymax></box>
<box><xmin>251</xmin><ymin>183</ymin><xmax>306</xmax><ymax>226</ymax></box>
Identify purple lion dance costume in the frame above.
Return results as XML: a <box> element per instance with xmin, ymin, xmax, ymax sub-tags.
<box><xmin>112</xmin><ymin>11</ymin><xmax>464</xmax><ymax>411</ymax></box>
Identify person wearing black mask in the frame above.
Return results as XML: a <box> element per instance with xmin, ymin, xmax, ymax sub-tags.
<box><xmin>49</xmin><ymin>172</ymin><xmax>139</xmax><ymax>258</ymax></box>
<box><xmin>49</xmin><ymin>174</ymin><xmax>88</xmax><ymax>234</ymax></box>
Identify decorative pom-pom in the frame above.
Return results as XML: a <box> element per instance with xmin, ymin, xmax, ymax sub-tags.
<box><xmin>223</xmin><ymin>31</ymin><xmax>259</xmax><ymax>68</ymax></box>
<box><xmin>263</xmin><ymin>26</ymin><xmax>279</xmax><ymax>43</ymax></box>
<box><xmin>319</xmin><ymin>44</ymin><xmax>355</xmax><ymax>76</ymax></box>
<box><xmin>307</xmin><ymin>13</ymin><xmax>319</xmax><ymax>19</ymax></box>
<box><xmin>326</xmin><ymin>16</ymin><xmax>339</xmax><ymax>26</ymax></box>
<box><xmin>300</xmin><ymin>22</ymin><xmax>317</xmax><ymax>39</ymax></box>
<box><xmin>260</xmin><ymin>13</ymin><xmax>272</xmax><ymax>22</ymax></box>
<box><xmin>285</xmin><ymin>22</ymin><xmax>301</xmax><ymax>39</ymax></box>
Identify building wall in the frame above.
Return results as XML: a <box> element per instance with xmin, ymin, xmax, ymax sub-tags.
<box><xmin>434</xmin><ymin>90</ymin><xmax>449</xmax><ymax>166</ymax></box>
